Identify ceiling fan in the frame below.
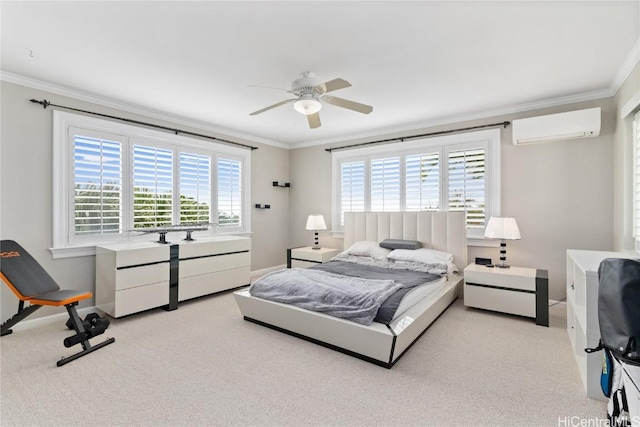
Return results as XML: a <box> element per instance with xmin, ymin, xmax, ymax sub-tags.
<box><xmin>249</xmin><ymin>71</ymin><xmax>373</xmax><ymax>129</ymax></box>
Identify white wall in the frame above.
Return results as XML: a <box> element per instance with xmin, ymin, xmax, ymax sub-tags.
<box><xmin>0</xmin><ymin>81</ymin><xmax>290</xmax><ymax>322</ymax></box>
<box><xmin>613</xmin><ymin>63</ymin><xmax>640</xmax><ymax>252</ymax></box>
<box><xmin>290</xmin><ymin>99</ymin><xmax>615</xmax><ymax>301</ymax></box>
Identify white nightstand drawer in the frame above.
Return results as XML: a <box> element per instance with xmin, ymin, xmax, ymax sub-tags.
<box><xmin>291</xmin><ymin>259</ymin><xmax>320</xmax><ymax>269</ymax></box>
<box><xmin>288</xmin><ymin>247</ymin><xmax>340</xmax><ymax>268</ymax></box>
<box><xmin>290</xmin><ymin>247</ymin><xmax>340</xmax><ymax>263</ymax></box>
<box><xmin>464</xmin><ymin>265</ymin><xmax>536</xmax><ymax>292</ymax></box>
<box><xmin>464</xmin><ymin>283</ymin><xmax>536</xmax><ymax>318</ymax></box>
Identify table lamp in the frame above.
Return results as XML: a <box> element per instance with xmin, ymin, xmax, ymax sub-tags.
<box><xmin>484</xmin><ymin>217</ymin><xmax>521</xmax><ymax>268</ymax></box>
<box><xmin>305</xmin><ymin>214</ymin><xmax>327</xmax><ymax>250</ymax></box>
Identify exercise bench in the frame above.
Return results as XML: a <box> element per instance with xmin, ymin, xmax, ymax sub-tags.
<box><xmin>0</xmin><ymin>240</ymin><xmax>115</xmax><ymax>366</ymax></box>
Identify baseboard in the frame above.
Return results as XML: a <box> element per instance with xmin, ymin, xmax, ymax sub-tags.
<box><xmin>8</xmin><ymin>306</ymin><xmax>101</xmax><ymax>333</ymax></box>
<box><xmin>250</xmin><ymin>264</ymin><xmax>286</xmax><ymax>283</ymax></box>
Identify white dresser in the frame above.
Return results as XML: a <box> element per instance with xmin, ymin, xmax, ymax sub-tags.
<box><xmin>96</xmin><ymin>235</ymin><xmax>251</xmax><ymax>318</ymax></box>
<box><xmin>566</xmin><ymin>249</ymin><xmax>634</xmax><ymax>400</ymax></box>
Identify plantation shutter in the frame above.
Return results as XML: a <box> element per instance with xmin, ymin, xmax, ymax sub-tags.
<box><xmin>634</xmin><ymin>111</ymin><xmax>640</xmax><ymax>244</ymax></box>
<box><xmin>447</xmin><ymin>147</ymin><xmax>486</xmax><ymax>229</ymax></box>
<box><xmin>217</xmin><ymin>158</ymin><xmax>242</xmax><ymax>227</ymax></box>
<box><xmin>179</xmin><ymin>152</ymin><xmax>212</xmax><ymax>225</ymax></box>
<box><xmin>371</xmin><ymin>157</ymin><xmax>400</xmax><ymax>212</ymax></box>
<box><xmin>132</xmin><ymin>145</ymin><xmax>173</xmax><ymax>228</ymax></box>
<box><xmin>406</xmin><ymin>152</ymin><xmax>440</xmax><ymax>211</ymax></box>
<box><xmin>340</xmin><ymin>160</ymin><xmax>365</xmax><ymax>225</ymax></box>
<box><xmin>73</xmin><ymin>134</ymin><xmax>122</xmax><ymax>236</ymax></box>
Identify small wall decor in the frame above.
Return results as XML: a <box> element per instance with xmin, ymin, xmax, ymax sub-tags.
<box><xmin>272</xmin><ymin>181</ymin><xmax>290</xmax><ymax>188</ymax></box>
<box><xmin>255</xmin><ymin>204</ymin><xmax>271</xmax><ymax>209</ymax></box>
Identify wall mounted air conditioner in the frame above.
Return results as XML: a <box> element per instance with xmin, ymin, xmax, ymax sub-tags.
<box><xmin>511</xmin><ymin>107</ymin><xmax>601</xmax><ymax>145</ymax></box>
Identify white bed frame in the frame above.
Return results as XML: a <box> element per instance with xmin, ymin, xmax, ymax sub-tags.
<box><xmin>233</xmin><ymin>211</ymin><xmax>467</xmax><ymax>368</ymax></box>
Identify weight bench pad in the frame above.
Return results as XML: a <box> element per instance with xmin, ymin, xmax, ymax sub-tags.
<box><xmin>0</xmin><ymin>240</ymin><xmax>91</xmax><ymax>305</ymax></box>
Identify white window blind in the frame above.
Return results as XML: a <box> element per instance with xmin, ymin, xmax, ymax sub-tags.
<box><xmin>73</xmin><ymin>134</ymin><xmax>122</xmax><ymax>236</ymax></box>
<box><xmin>406</xmin><ymin>152</ymin><xmax>440</xmax><ymax>211</ymax></box>
<box><xmin>179</xmin><ymin>152</ymin><xmax>211</xmax><ymax>225</ymax></box>
<box><xmin>634</xmin><ymin>111</ymin><xmax>640</xmax><ymax>245</ymax></box>
<box><xmin>340</xmin><ymin>160</ymin><xmax>366</xmax><ymax>225</ymax></box>
<box><xmin>331</xmin><ymin>128</ymin><xmax>500</xmax><ymax>240</ymax></box>
<box><xmin>371</xmin><ymin>157</ymin><xmax>400</xmax><ymax>211</ymax></box>
<box><xmin>217</xmin><ymin>157</ymin><xmax>242</xmax><ymax>228</ymax></box>
<box><xmin>53</xmin><ymin>111</ymin><xmax>251</xmax><ymax>257</ymax></box>
<box><xmin>132</xmin><ymin>145</ymin><xmax>173</xmax><ymax>229</ymax></box>
<box><xmin>447</xmin><ymin>147</ymin><xmax>486</xmax><ymax>229</ymax></box>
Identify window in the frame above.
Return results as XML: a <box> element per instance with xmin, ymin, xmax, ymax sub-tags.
<box><xmin>179</xmin><ymin>152</ymin><xmax>212</xmax><ymax>225</ymax></box>
<box><xmin>53</xmin><ymin>111</ymin><xmax>251</xmax><ymax>257</ymax></box>
<box><xmin>634</xmin><ymin>111</ymin><xmax>640</xmax><ymax>250</ymax></box>
<box><xmin>332</xmin><ymin>129</ymin><xmax>500</xmax><ymax>241</ymax></box>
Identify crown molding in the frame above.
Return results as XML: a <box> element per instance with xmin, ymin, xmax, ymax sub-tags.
<box><xmin>0</xmin><ymin>71</ymin><xmax>290</xmax><ymax>150</ymax></box>
<box><xmin>610</xmin><ymin>37</ymin><xmax>640</xmax><ymax>95</ymax></box>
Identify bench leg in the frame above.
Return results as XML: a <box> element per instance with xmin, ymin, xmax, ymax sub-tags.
<box><xmin>57</xmin><ymin>303</ymin><xmax>115</xmax><ymax>367</ymax></box>
<box><xmin>1</xmin><ymin>301</ymin><xmax>41</xmax><ymax>336</ymax></box>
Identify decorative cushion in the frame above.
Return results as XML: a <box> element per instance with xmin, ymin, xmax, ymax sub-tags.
<box><xmin>379</xmin><ymin>239</ymin><xmax>422</xmax><ymax>250</ymax></box>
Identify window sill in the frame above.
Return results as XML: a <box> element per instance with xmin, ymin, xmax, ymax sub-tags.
<box><xmin>50</xmin><ymin>245</ymin><xmax>96</xmax><ymax>259</ymax></box>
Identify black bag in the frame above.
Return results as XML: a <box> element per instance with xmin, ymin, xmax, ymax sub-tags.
<box><xmin>598</xmin><ymin>258</ymin><xmax>640</xmax><ymax>366</ymax></box>
<box><xmin>588</xmin><ymin>258</ymin><xmax>640</xmax><ymax>426</ymax></box>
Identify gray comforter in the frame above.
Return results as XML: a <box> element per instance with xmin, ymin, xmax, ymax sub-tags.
<box><xmin>249</xmin><ymin>261</ymin><xmax>441</xmax><ymax>325</ymax></box>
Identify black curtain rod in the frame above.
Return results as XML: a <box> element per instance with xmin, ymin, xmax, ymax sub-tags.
<box><xmin>30</xmin><ymin>99</ymin><xmax>259</xmax><ymax>151</ymax></box>
<box><xmin>324</xmin><ymin>121</ymin><xmax>510</xmax><ymax>152</ymax></box>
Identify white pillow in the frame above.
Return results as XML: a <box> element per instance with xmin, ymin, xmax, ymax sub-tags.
<box><xmin>387</xmin><ymin>248</ymin><xmax>454</xmax><ymax>264</ymax></box>
<box><xmin>343</xmin><ymin>241</ymin><xmax>391</xmax><ymax>259</ymax></box>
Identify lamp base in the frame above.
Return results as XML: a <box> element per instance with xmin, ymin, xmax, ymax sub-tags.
<box><xmin>495</xmin><ymin>264</ymin><xmax>511</xmax><ymax>269</ymax></box>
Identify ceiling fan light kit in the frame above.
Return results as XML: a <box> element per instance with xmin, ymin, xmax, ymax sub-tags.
<box><xmin>293</xmin><ymin>95</ymin><xmax>322</xmax><ymax>115</ymax></box>
<box><xmin>250</xmin><ymin>71</ymin><xmax>373</xmax><ymax>129</ymax></box>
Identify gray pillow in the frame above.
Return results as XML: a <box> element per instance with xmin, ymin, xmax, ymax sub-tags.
<box><xmin>379</xmin><ymin>239</ymin><xmax>422</xmax><ymax>250</ymax></box>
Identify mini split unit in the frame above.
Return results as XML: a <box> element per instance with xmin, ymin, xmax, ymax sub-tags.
<box><xmin>511</xmin><ymin>107</ymin><xmax>601</xmax><ymax>145</ymax></box>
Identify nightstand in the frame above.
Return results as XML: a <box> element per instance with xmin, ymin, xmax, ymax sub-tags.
<box><xmin>463</xmin><ymin>263</ymin><xmax>549</xmax><ymax>326</ymax></box>
<box><xmin>287</xmin><ymin>247</ymin><xmax>340</xmax><ymax>269</ymax></box>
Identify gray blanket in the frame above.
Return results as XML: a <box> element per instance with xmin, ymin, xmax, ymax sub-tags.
<box><xmin>250</xmin><ymin>268</ymin><xmax>402</xmax><ymax>325</ymax></box>
<box><xmin>311</xmin><ymin>261</ymin><xmax>441</xmax><ymax>323</ymax></box>
<box><xmin>249</xmin><ymin>261</ymin><xmax>442</xmax><ymax>325</ymax></box>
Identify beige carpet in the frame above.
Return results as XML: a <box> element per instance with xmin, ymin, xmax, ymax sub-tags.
<box><xmin>1</xmin><ymin>292</ymin><xmax>606</xmax><ymax>426</ymax></box>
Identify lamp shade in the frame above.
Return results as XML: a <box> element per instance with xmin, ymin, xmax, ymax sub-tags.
<box><xmin>294</xmin><ymin>96</ymin><xmax>322</xmax><ymax>115</ymax></box>
<box><xmin>305</xmin><ymin>214</ymin><xmax>327</xmax><ymax>231</ymax></box>
<box><xmin>484</xmin><ymin>217</ymin><xmax>521</xmax><ymax>240</ymax></box>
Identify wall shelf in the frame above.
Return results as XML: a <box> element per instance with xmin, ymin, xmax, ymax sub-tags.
<box><xmin>272</xmin><ymin>181</ymin><xmax>290</xmax><ymax>188</ymax></box>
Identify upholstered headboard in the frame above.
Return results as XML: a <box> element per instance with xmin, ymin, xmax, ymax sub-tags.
<box><xmin>343</xmin><ymin>212</ymin><xmax>468</xmax><ymax>270</ymax></box>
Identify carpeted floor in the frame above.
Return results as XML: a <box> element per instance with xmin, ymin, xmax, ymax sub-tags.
<box><xmin>1</xmin><ymin>291</ymin><xmax>606</xmax><ymax>426</ymax></box>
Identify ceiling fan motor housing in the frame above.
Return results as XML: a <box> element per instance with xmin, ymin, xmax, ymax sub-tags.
<box><xmin>291</xmin><ymin>71</ymin><xmax>326</xmax><ymax>96</ymax></box>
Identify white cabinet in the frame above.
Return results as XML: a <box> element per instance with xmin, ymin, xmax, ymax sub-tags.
<box><xmin>178</xmin><ymin>236</ymin><xmax>251</xmax><ymax>301</ymax></box>
<box><xmin>97</xmin><ymin>236</ymin><xmax>251</xmax><ymax>318</ymax></box>
<box><xmin>566</xmin><ymin>249</ymin><xmax>633</xmax><ymax>400</ymax></box>
<box><xmin>463</xmin><ymin>263</ymin><xmax>549</xmax><ymax>326</ymax></box>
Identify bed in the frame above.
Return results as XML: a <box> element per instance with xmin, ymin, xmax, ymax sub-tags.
<box><xmin>233</xmin><ymin>211</ymin><xmax>467</xmax><ymax>368</ymax></box>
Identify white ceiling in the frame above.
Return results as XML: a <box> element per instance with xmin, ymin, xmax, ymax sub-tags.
<box><xmin>1</xmin><ymin>1</ymin><xmax>638</xmax><ymax>148</ymax></box>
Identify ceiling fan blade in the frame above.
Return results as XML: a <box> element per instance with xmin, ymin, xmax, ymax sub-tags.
<box><xmin>323</xmin><ymin>78</ymin><xmax>351</xmax><ymax>93</ymax></box>
<box><xmin>248</xmin><ymin>85</ymin><xmax>292</xmax><ymax>93</ymax></box>
<box><xmin>250</xmin><ymin>99</ymin><xmax>296</xmax><ymax>116</ymax></box>
<box><xmin>321</xmin><ymin>95</ymin><xmax>373</xmax><ymax>114</ymax></box>
<box><xmin>307</xmin><ymin>112</ymin><xmax>321</xmax><ymax>129</ymax></box>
